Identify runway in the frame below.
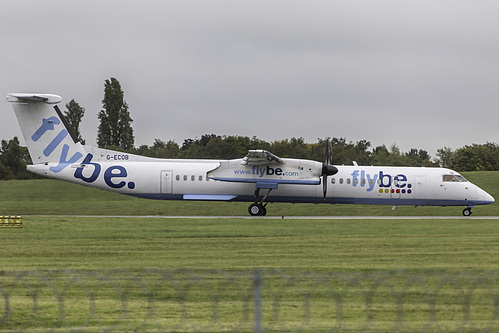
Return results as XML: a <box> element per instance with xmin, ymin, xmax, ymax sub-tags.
<box><xmin>28</xmin><ymin>215</ymin><xmax>499</xmax><ymax>220</ymax></box>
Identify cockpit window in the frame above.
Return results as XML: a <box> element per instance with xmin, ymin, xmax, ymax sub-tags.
<box><xmin>443</xmin><ymin>174</ymin><xmax>468</xmax><ymax>182</ymax></box>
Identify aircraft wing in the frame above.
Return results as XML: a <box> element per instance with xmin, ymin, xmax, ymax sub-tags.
<box><xmin>241</xmin><ymin>150</ymin><xmax>285</xmax><ymax>165</ymax></box>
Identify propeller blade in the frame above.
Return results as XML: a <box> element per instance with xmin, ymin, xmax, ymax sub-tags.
<box><xmin>323</xmin><ymin>174</ymin><xmax>328</xmax><ymax>199</ymax></box>
<box><xmin>322</xmin><ymin>139</ymin><xmax>338</xmax><ymax>200</ymax></box>
<box><xmin>325</xmin><ymin>139</ymin><xmax>332</xmax><ymax>165</ymax></box>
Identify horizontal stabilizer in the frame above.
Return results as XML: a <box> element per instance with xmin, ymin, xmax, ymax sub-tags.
<box><xmin>6</xmin><ymin>93</ymin><xmax>62</xmax><ymax>104</ymax></box>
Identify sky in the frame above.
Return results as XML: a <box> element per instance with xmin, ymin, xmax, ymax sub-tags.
<box><xmin>1</xmin><ymin>0</ymin><xmax>498</xmax><ymax>157</ymax></box>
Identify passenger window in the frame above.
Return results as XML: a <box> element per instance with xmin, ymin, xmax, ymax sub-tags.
<box><xmin>347</xmin><ymin>178</ymin><xmax>351</xmax><ymax>185</ymax></box>
<box><xmin>331</xmin><ymin>178</ymin><xmax>336</xmax><ymax>184</ymax></box>
<box><xmin>176</xmin><ymin>175</ymin><xmax>180</xmax><ymax>181</ymax></box>
<box><xmin>362</xmin><ymin>179</ymin><xmax>366</xmax><ymax>185</ymax></box>
<box><xmin>183</xmin><ymin>175</ymin><xmax>187</xmax><ymax>181</ymax></box>
<box><xmin>339</xmin><ymin>178</ymin><xmax>343</xmax><ymax>184</ymax></box>
<box><xmin>199</xmin><ymin>175</ymin><xmax>203</xmax><ymax>181</ymax></box>
<box><xmin>191</xmin><ymin>175</ymin><xmax>195</xmax><ymax>181</ymax></box>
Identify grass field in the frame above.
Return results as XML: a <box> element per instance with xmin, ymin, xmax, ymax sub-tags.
<box><xmin>0</xmin><ymin>216</ymin><xmax>498</xmax><ymax>331</ymax></box>
<box><xmin>0</xmin><ymin>172</ymin><xmax>498</xmax><ymax>331</ymax></box>
<box><xmin>1</xmin><ymin>216</ymin><xmax>499</xmax><ymax>271</ymax></box>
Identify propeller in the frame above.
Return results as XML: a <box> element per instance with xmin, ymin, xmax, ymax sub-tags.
<box><xmin>322</xmin><ymin>139</ymin><xmax>338</xmax><ymax>199</ymax></box>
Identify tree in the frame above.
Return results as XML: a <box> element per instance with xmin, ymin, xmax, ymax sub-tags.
<box><xmin>270</xmin><ymin>137</ymin><xmax>308</xmax><ymax>159</ymax></box>
<box><xmin>435</xmin><ymin>147</ymin><xmax>454</xmax><ymax>168</ymax></box>
<box><xmin>451</xmin><ymin>143</ymin><xmax>499</xmax><ymax>171</ymax></box>
<box><xmin>372</xmin><ymin>145</ymin><xmax>391</xmax><ymax>165</ymax></box>
<box><xmin>205</xmin><ymin>135</ymin><xmax>255</xmax><ymax>159</ymax></box>
<box><xmin>136</xmin><ymin>139</ymin><xmax>180</xmax><ymax>158</ymax></box>
<box><xmin>329</xmin><ymin>138</ymin><xmax>372</xmax><ymax>165</ymax></box>
<box><xmin>350</xmin><ymin>139</ymin><xmax>372</xmax><ymax>166</ymax></box>
<box><xmin>371</xmin><ymin>144</ymin><xmax>408</xmax><ymax>166</ymax></box>
<box><xmin>0</xmin><ymin>137</ymin><xmax>31</xmax><ymax>179</ymax></box>
<box><xmin>64</xmin><ymin>99</ymin><xmax>85</xmax><ymax>144</ymax></box>
<box><xmin>181</xmin><ymin>134</ymin><xmax>221</xmax><ymax>151</ymax></box>
<box><xmin>404</xmin><ymin>148</ymin><xmax>434</xmax><ymax>167</ymax></box>
<box><xmin>97</xmin><ymin>78</ymin><xmax>134</xmax><ymax>150</ymax></box>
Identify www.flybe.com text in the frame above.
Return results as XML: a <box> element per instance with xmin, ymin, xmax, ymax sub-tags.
<box><xmin>234</xmin><ymin>166</ymin><xmax>299</xmax><ymax>177</ymax></box>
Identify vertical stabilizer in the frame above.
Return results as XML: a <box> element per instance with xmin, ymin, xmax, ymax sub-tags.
<box><xmin>6</xmin><ymin>93</ymin><xmax>85</xmax><ymax>172</ymax></box>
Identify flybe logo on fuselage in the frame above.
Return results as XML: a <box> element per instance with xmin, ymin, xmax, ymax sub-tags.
<box><xmin>233</xmin><ymin>166</ymin><xmax>299</xmax><ymax>178</ymax></box>
<box><xmin>74</xmin><ymin>154</ymin><xmax>135</xmax><ymax>189</ymax></box>
<box><xmin>351</xmin><ymin>170</ymin><xmax>413</xmax><ymax>194</ymax></box>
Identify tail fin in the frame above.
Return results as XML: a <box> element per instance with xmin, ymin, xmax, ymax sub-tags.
<box><xmin>6</xmin><ymin>93</ymin><xmax>85</xmax><ymax>173</ymax></box>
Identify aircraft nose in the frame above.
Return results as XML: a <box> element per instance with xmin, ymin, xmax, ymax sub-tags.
<box><xmin>477</xmin><ymin>187</ymin><xmax>495</xmax><ymax>205</ymax></box>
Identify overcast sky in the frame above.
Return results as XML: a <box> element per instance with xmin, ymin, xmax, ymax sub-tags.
<box><xmin>1</xmin><ymin>0</ymin><xmax>498</xmax><ymax>157</ymax></box>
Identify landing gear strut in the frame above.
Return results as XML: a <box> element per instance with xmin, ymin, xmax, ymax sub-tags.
<box><xmin>248</xmin><ymin>188</ymin><xmax>272</xmax><ymax>216</ymax></box>
<box><xmin>462</xmin><ymin>207</ymin><xmax>473</xmax><ymax>217</ymax></box>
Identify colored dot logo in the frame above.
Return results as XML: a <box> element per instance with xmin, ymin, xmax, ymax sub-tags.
<box><xmin>379</xmin><ymin>184</ymin><xmax>412</xmax><ymax>194</ymax></box>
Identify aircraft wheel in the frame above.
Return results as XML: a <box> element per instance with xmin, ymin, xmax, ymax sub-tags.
<box><xmin>248</xmin><ymin>203</ymin><xmax>264</xmax><ymax>216</ymax></box>
<box><xmin>462</xmin><ymin>208</ymin><xmax>472</xmax><ymax>217</ymax></box>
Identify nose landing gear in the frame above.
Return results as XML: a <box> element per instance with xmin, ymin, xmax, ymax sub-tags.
<box><xmin>462</xmin><ymin>207</ymin><xmax>473</xmax><ymax>217</ymax></box>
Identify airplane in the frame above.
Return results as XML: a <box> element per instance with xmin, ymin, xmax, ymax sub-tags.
<box><xmin>6</xmin><ymin>93</ymin><xmax>495</xmax><ymax>217</ymax></box>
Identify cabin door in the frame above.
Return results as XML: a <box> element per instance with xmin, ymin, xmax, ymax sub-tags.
<box><xmin>415</xmin><ymin>176</ymin><xmax>426</xmax><ymax>199</ymax></box>
<box><xmin>160</xmin><ymin>170</ymin><xmax>173</xmax><ymax>194</ymax></box>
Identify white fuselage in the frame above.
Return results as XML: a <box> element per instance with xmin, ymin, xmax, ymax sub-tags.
<box><xmin>28</xmin><ymin>154</ymin><xmax>494</xmax><ymax>208</ymax></box>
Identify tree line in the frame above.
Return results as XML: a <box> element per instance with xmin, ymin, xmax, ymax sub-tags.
<box><xmin>1</xmin><ymin>78</ymin><xmax>498</xmax><ymax>179</ymax></box>
<box><xmin>3</xmin><ymin>134</ymin><xmax>499</xmax><ymax>180</ymax></box>
<box><xmin>130</xmin><ymin>136</ymin><xmax>499</xmax><ymax>172</ymax></box>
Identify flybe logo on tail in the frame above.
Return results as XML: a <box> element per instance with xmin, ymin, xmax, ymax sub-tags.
<box><xmin>32</xmin><ymin>116</ymin><xmax>83</xmax><ymax>173</ymax></box>
<box><xmin>351</xmin><ymin>170</ymin><xmax>413</xmax><ymax>194</ymax></box>
<box><xmin>33</xmin><ymin>116</ymin><xmax>136</xmax><ymax>189</ymax></box>
<box><xmin>32</xmin><ymin>116</ymin><xmax>60</xmax><ymax>142</ymax></box>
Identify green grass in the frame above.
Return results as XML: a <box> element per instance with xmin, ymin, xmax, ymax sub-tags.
<box><xmin>0</xmin><ymin>170</ymin><xmax>498</xmax><ymax>216</ymax></box>
<box><xmin>0</xmin><ymin>172</ymin><xmax>498</xmax><ymax>331</ymax></box>
<box><xmin>0</xmin><ymin>216</ymin><xmax>498</xmax><ymax>331</ymax></box>
<box><xmin>1</xmin><ymin>216</ymin><xmax>498</xmax><ymax>271</ymax></box>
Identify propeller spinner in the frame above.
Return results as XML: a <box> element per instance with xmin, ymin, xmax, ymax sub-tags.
<box><xmin>322</xmin><ymin>140</ymin><xmax>338</xmax><ymax>199</ymax></box>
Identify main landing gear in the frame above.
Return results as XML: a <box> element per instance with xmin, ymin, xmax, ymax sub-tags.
<box><xmin>462</xmin><ymin>207</ymin><xmax>473</xmax><ymax>217</ymax></box>
<box><xmin>248</xmin><ymin>202</ymin><xmax>267</xmax><ymax>216</ymax></box>
<box><xmin>248</xmin><ymin>188</ymin><xmax>272</xmax><ymax>216</ymax></box>
<box><xmin>246</xmin><ymin>140</ymin><xmax>338</xmax><ymax>217</ymax></box>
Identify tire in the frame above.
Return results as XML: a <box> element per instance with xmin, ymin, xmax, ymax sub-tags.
<box><xmin>248</xmin><ymin>203</ymin><xmax>263</xmax><ymax>216</ymax></box>
<box><xmin>462</xmin><ymin>208</ymin><xmax>472</xmax><ymax>217</ymax></box>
